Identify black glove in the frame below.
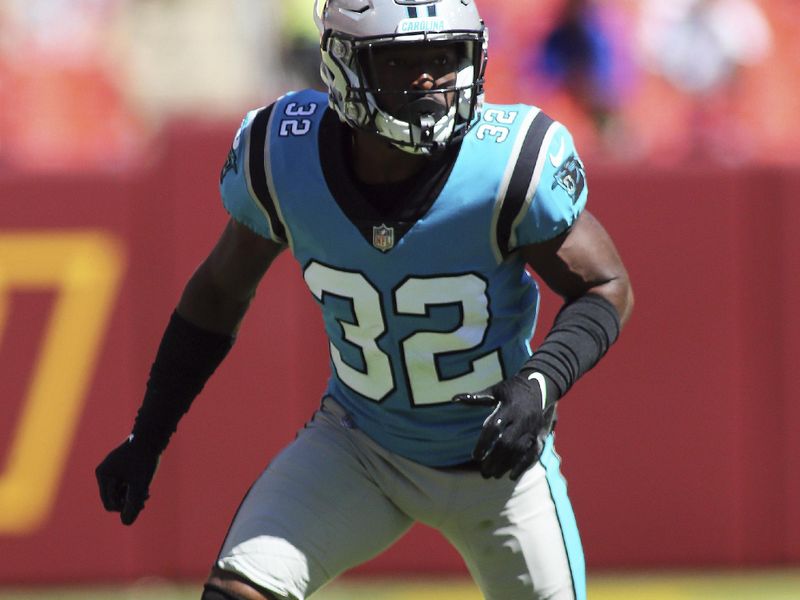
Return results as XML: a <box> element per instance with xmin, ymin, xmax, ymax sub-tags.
<box><xmin>454</xmin><ymin>372</ymin><xmax>556</xmax><ymax>481</ymax></box>
<box><xmin>95</xmin><ymin>311</ymin><xmax>233</xmax><ymax>525</ymax></box>
<box><xmin>95</xmin><ymin>436</ymin><xmax>160</xmax><ymax>525</ymax></box>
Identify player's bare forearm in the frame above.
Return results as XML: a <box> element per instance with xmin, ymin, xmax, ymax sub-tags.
<box><xmin>582</xmin><ymin>273</ymin><xmax>633</xmax><ymax>328</ymax></box>
<box><xmin>177</xmin><ymin>219</ymin><xmax>285</xmax><ymax>335</ymax></box>
<box><xmin>522</xmin><ymin>210</ymin><xmax>633</xmax><ymax>327</ymax></box>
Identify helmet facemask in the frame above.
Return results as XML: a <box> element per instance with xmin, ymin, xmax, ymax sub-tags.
<box><xmin>317</xmin><ymin>0</ymin><xmax>488</xmax><ymax>155</ymax></box>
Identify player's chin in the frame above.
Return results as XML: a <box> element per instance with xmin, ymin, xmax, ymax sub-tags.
<box><xmin>382</xmin><ymin>91</ymin><xmax>451</xmax><ymax>117</ymax></box>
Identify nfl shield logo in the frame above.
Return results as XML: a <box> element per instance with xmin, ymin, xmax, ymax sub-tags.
<box><xmin>372</xmin><ymin>223</ymin><xmax>395</xmax><ymax>252</ymax></box>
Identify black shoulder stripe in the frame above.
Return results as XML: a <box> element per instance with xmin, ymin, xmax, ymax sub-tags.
<box><xmin>496</xmin><ymin>111</ymin><xmax>555</xmax><ymax>257</ymax></box>
<box><xmin>248</xmin><ymin>104</ymin><xmax>287</xmax><ymax>243</ymax></box>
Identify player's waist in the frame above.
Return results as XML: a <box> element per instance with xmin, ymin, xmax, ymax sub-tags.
<box><xmin>322</xmin><ymin>389</ymin><xmax>485</xmax><ymax>467</ymax></box>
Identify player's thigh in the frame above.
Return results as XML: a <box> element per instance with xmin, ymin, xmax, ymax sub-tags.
<box><xmin>216</xmin><ymin>402</ymin><xmax>413</xmax><ymax>600</ymax></box>
<box><xmin>443</xmin><ymin>436</ymin><xmax>585</xmax><ymax>600</ymax></box>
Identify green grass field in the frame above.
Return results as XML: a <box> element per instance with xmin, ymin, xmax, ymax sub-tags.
<box><xmin>1</xmin><ymin>571</ymin><xmax>799</xmax><ymax>600</ymax></box>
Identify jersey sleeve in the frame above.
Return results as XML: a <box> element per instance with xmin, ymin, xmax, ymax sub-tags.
<box><xmin>219</xmin><ymin>103</ymin><xmax>287</xmax><ymax>243</ymax></box>
<box><xmin>510</xmin><ymin>121</ymin><xmax>587</xmax><ymax>250</ymax></box>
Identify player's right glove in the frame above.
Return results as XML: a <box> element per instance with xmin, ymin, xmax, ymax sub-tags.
<box><xmin>95</xmin><ymin>436</ymin><xmax>160</xmax><ymax>526</ymax></box>
<box><xmin>95</xmin><ymin>311</ymin><xmax>234</xmax><ymax>525</ymax></box>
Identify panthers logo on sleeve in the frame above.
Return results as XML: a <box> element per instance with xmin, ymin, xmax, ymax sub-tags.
<box><xmin>220</xmin><ymin>146</ymin><xmax>238</xmax><ymax>184</ymax></box>
<box><xmin>220</xmin><ymin>125</ymin><xmax>243</xmax><ymax>184</ymax></box>
<box><xmin>551</xmin><ymin>154</ymin><xmax>586</xmax><ymax>204</ymax></box>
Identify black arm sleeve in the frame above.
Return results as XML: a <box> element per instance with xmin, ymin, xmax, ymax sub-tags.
<box><xmin>130</xmin><ymin>311</ymin><xmax>234</xmax><ymax>454</ymax></box>
<box><xmin>521</xmin><ymin>293</ymin><xmax>620</xmax><ymax>401</ymax></box>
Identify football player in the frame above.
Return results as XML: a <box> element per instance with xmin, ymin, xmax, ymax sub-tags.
<box><xmin>96</xmin><ymin>0</ymin><xmax>633</xmax><ymax>598</ymax></box>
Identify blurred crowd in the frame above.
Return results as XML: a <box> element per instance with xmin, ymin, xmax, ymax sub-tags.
<box><xmin>497</xmin><ymin>0</ymin><xmax>791</xmax><ymax>166</ymax></box>
<box><xmin>0</xmin><ymin>0</ymin><xmax>798</xmax><ymax>172</ymax></box>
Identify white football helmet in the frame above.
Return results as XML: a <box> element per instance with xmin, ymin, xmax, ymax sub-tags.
<box><xmin>315</xmin><ymin>0</ymin><xmax>488</xmax><ymax>154</ymax></box>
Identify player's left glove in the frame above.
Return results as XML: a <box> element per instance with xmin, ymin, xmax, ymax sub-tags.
<box><xmin>454</xmin><ymin>372</ymin><xmax>556</xmax><ymax>481</ymax></box>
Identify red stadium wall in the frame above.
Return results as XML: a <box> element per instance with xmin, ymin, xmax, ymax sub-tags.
<box><xmin>1</xmin><ymin>123</ymin><xmax>799</xmax><ymax>584</ymax></box>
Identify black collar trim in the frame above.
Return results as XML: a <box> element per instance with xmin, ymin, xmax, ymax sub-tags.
<box><xmin>318</xmin><ymin>109</ymin><xmax>459</xmax><ymax>251</ymax></box>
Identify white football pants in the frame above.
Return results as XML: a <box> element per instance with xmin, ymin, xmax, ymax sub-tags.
<box><xmin>217</xmin><ymin>397</ymin><xmax>584</xmax><ymax>600</ymax></box>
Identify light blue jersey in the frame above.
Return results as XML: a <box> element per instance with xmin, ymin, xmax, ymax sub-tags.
<box><xmin>221</xmin><ymin>89</ymin><xmax>587</xmax><ymax>466</ymax></box>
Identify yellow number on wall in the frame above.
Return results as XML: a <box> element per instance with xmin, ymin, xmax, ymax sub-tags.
<box><xmin>0</xmin><ymin>231</ymin><xmax>125</xmax><ymax>534</ymax></box>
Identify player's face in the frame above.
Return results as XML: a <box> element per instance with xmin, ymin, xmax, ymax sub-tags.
<box><xmin>361</xmin><ymin>41</ymin><xmax>464</xmax><ymax>116</ymax></box>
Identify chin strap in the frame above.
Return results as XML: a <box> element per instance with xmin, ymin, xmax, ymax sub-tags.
<box><xmin>418</xmin><ymin>114</ymin><xmax>437</xmax><ymax>142</ymax></box>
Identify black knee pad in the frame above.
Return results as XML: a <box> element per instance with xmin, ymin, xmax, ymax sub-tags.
<box><xmin>202</xmin><ymin>582</ymin><xmax>281</xmax><ymax>600</ymax></box>
<box><xmin>201</xmin><ymin>583</ymin><xmax>247</xmax><ymax>600</ymax></box>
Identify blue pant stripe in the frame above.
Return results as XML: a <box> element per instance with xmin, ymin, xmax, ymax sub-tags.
<box><xmin>540</xmin><ymin>435</ymin><xmax>586</xmax><ymax>600</ymax></box>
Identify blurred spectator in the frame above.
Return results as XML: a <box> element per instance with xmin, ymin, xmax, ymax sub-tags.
<box><xmin>537</xmin><ymin>1</ymin><xmax>622</xmax><ymax>134</ymax></box>
<box><xmin>523</xmin><ymin>0</ymin><xmax>638</xmax><ymax>160</ymax></box>
<box><xmin>637</xmin><ymin>0</ymin><xmax>773</xmax><ymax>163</ymax></box>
